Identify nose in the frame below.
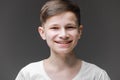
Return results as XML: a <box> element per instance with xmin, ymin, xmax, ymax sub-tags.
<box><xmin>59</xmin><ymin>28</ymin><xmax>69</xmax><ymax>40</ymax></box>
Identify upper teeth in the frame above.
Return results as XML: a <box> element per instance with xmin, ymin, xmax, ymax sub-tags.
<box><xmin>56</xmin><ymin>41</ymin><xmax>71</xmax><ymax>44</ymax></box>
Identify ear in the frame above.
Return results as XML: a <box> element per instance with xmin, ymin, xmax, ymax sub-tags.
<box><xmin>38</xmin><ymin>26</ymin><xmax>46</xmax><ymax>40</ymax></box>
<box><xmin>78</xmin><ymin>25</ymin><xmax>83</xmax><ymax>39</ymax></box>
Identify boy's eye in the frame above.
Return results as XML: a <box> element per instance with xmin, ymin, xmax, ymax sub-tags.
<box><xmin>50</xmin><ymin>27</ymin><xmax>59</xmax><ymax>30</ymax></box>
<box><xmin>66</xmin><ymin>26</ymin><xmax>77</xmax><ymax>29</ymax></box>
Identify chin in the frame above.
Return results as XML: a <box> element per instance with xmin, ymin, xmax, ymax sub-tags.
<box><xmin>52</xmin><ymin>49</ymin><xmax>74</xmax><ymax>55</ymax></box>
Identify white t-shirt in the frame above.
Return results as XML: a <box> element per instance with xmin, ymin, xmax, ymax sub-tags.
<box><xmin>15</xmin><ymin>60</ymin><xmax>111</xmax><ymax>80</ymax></box>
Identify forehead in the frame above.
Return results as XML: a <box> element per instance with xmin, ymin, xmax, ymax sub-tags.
<box><xmin>44</xmin><ymin>11</ymin><xmax>77</xmax><ymax>26</ymax></box>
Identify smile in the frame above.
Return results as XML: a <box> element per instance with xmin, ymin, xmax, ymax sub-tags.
<box><xmin>55</xmin><ymin>40</ymin><xmax>72</xmax><ymax>44</ymax></box>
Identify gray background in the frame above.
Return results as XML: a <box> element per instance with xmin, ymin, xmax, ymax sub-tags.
<box><xmin>0</xmin><ymin>0</ymin><xmax>120</xmax><ymax>80</ymax></box>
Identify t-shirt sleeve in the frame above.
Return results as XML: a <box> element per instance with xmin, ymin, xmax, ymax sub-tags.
<box><xmin>15</xmin><ymin>61</ymin><xmax>42</xmax><ymax>80</ymax></box>
<box><xmin>15</xmin><ymin>70</ymin><xmax>25</xmax><ymax>80</ymax></box>
<box><xmin>15</xmin><ymin>66</ymin><xmax>32</xmax><ymax>80</ymax></box>
<box><xmin>99</xmin><ymin>70</ymin><xmax>111</xmax><ymax>80</ymax></box>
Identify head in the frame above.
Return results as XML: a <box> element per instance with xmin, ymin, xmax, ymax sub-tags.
<box><xmin>38</xmin><ymin>0</ymin><xmax>83</xmax><ymax>55</ymax></box>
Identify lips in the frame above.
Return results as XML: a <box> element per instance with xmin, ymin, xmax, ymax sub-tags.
<box><xmin>54</xmin><ymin>40</ymin><xmax>73</xmax><ymax>48</ymax></box>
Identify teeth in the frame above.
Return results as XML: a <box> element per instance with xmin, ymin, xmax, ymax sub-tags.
<box><xmin>55</xmin><ymin>41</ymin><xmax>72</xmax><ymax>44</ymax></box>
<box><xmin>59</xmin><ymin>42</ymin><xmax>68</xmax><ymax>44</ymax></box>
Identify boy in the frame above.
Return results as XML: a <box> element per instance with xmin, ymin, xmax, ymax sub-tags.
<box><xmin>15</xmin><ymin>0</ymin><xmax>110</xmax><ymax>80</ymax></box>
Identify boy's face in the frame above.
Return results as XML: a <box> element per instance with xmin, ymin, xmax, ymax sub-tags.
<box><xmin>38</xmin><ymin>11</ymin><xmax>83</xmax><ymax>55</ymax></box>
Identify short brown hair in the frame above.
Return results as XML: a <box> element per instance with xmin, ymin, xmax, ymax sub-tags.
<box><xmin>40</xmin><ymin>0</ymin><xmax>81</xmax><ymax>25</ymax></box>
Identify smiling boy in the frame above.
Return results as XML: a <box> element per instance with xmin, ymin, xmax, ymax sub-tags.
<box><xmin>15</xmin><ymin>0</ymin><xmax>110</xmax><ymax>80</ymax></box>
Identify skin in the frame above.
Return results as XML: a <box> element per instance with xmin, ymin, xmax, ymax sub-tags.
<box><xmin>38</xmin><ymin>11</ymin><xmax>83</xmax><ymax>80</ymax></box>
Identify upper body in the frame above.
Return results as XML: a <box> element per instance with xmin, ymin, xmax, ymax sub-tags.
<box><xmin>15</xmin><ymin>60</ymin><xmax>110</xmax><ymax>80</ymax></box>
<box><xmin>15</xmin><ymin>0</ymin><xmax>111</xmax><ymax>80</ymax></box>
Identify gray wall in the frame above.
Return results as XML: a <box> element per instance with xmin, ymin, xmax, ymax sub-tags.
<box><xmin>0</xmin><ymin>0</ymin><xmax>120</xmax><ymax>80</ymax></box>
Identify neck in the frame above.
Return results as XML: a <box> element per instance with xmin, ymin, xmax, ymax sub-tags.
<box><xmin>44</xmin><ymin>51</ymin><xmax>79</xmax><ymax>70</ymax></box>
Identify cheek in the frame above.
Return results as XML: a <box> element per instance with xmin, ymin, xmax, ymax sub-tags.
<box><xmin>76</xmin><ymin>31</ymin><xmax>81</xmax><ymax>39</ymax></box>
<box><xmin>77</xmin><ymin>33</ymin><xmax>81</xmax><ymax>39</ymax></box>
<box><xmin>45</xmin><ymin>31</ymin><xmax>58</xmax><ymax>48</ymax></box>
<box><xmin>45</xmin><ymin>31</ymin><xmax>57</xmax><ymax>40</ymax></box>
<box><xmin>71</xmin><ymin>31</ymin><xmax>80</xmax><ymax>39</ymax></box>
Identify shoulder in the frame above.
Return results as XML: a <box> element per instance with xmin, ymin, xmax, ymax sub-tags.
<box><xmin>82</xmin><ymin>61</ymin><xmax>104</xmax><ymax>72</ymax></box>
<box><xmin>15</xmin><ymin>60</ymin><xmax>46</xmax><ymax>80</ymax></box>
<box><xmin>81</xmin><ymin>61</ymin><xmax>110</xmax><ymax>80</ymax></box>
<box><xmin>20</xmin><ymin>60</ymin><xmax>44</xmax><ymax>74</ymax></box>
<box><xmin>82</xmin><ymin>61</ymin><xmax>106</xmax><ymax>74</ymax></box>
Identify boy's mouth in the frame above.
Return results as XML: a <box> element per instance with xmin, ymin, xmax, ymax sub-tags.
<box><xmin>54</xmin><ymin>40</ymin><xmax>72</xmax><ymax>44</ymax></box>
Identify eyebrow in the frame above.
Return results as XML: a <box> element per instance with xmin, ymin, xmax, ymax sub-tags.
<box><xmin>66</xmin><ymin>23</ymin><xmax>77</xmax><ymax>25</ymax></box>
<box><xmin>49</xmin><ymin>24</ymin><xmax>59</xmax><ymax>27</ymax></box>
